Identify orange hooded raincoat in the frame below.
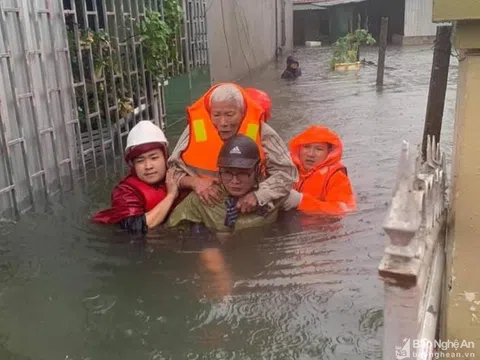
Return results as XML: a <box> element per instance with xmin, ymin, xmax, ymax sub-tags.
<box><xmin>289</xmin><ymin>126</ymin><xmax>356</xmax><ymax>215</ymax></box>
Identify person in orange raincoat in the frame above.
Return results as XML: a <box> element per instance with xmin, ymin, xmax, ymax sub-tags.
<box><xmin>282</xmin><ymin>126</ymin><xmax>356</xmax><ymax>215</ymax></box>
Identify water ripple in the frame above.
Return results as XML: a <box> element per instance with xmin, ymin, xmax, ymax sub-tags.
<box><xmin>0</xmin><ymin>44</ymin><xmax>459</xmax><ymax>360</ymax></box>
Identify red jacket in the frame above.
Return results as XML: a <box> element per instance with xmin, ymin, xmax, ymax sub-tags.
<box><xmin>289</xmin><ymin>126</ymin><xmax>356</xmax><ymax>215</ymax></box>
<box><xmin>91</xmin><ymin>175</ymin><xmax>168</xmax><ymax>224</ymax></box>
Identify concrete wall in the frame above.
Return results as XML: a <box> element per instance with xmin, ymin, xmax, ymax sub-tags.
<box><xmin>285</xmin><ymin>0</ymin><xmax>294</xmax><ymax>50</ymax></box>
<box><xmin>433</xmin><ymin>0</ymin><xmax>480</xmax><ymax>21</ymax></box>
<box><xmin>443</xmin><ymin>20</ymin><xmax>480</xmax><ymax>357</ymax></box>
<box><xmin>206</xmin><ymin>0</ymin><xmax>293</xmax><ymax>83</ymax></box>
<box><xmin>404</xmin><ymin>0</ymin><xmax>438</xmax><ymax>38</ymax></box>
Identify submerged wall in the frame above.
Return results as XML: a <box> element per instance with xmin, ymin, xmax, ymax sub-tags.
<box><xmin>206</xmin><ymin>0</ymin><xmax>293</xmax><ymax>83</ymax></box>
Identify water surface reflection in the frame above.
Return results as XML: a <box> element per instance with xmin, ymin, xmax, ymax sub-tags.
<box><xmin>0</xmin><ymin>44</ymin><xmax>457</xmax><ymax>359</ymax></box>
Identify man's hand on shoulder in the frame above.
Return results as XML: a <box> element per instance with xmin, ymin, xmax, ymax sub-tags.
<box><xmin>193</xmin><ymin>177</ymin><xmax>222</xmax><ymax>206</ymax></box>
<box><xmin>236</xmin><ymin>192</ymin><xmax>258</xmax><ymax>214</ymax></box>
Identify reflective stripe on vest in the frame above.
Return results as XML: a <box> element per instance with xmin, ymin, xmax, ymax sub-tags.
<box><xmin>192</xmin><ymin>120</ymin><xmax>260</xmax><ymax>144</ymax></box>
<box><xmin>192</xmin><ymin>119</ymin><xmax>208</xmax><ymax>142</ymax></box>
<box><xmin>181</xmin><ymin>83</ymin><xmax>265</xmax><ymax>176</ymax></box>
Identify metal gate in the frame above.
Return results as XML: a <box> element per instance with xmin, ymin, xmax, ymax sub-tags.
<box><xmin>0</xmin><ymin>0</ymin><xmax>209</xmax><ymax>219</ymax></box>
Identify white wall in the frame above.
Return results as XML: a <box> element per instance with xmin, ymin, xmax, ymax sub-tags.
<box><xmin>206</xmin><ymin>0</ymin><xmax>293</xmax><ymax>83</ymax></box>
<box><xmin>285</xmin><ymin>0</ymin><xmax>294</xmax><ymax>49</ymax></box>
<box><xmin>404</xmin><ymin>0</ymin><xmax>438</xmax><ymax>37</ymax></box>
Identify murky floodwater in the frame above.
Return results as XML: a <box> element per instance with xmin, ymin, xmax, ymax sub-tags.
<box><xmin>0</xmin><ymin>45</ymin><xmax>457</xmax><ymax>360</ymax></box>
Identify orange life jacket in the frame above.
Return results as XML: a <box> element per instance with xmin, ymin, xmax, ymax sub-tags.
<box><xmin>181</xmin><ymin>83</ymin><xmax>266</xmax><ymax>178</ymax></box>
<box><xmin>245</xmin><ymin>88</ymin><xmax>272</xmax><ymax>121</ymax></box>
<box><xmin>295</xmin><ymin>163</ymin><xmax>347</xmax><ymax>201</ymax></box>
<box><xmin>289</xmin><ymin>126</ymin><xmax>356</xmax><ymax>215</ymax></box>
<box><xmin>122</xmin><ymin>175</ymin><xmax>167</xmax><ymax>212</ymax></box>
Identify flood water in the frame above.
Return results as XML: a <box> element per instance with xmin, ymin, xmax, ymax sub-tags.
<box><xmin>0</xmin><ymin>45</ymin><xmax>458</xmax><ymax>360</ymax></box>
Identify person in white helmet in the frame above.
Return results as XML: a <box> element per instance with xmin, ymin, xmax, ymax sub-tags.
<box><xmin>91</xmin><ymin>120</ymin><xmax>180</xmax><ymax>233</ymax></box>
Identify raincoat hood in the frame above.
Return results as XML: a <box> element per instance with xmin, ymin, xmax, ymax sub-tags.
<box><xmin>289</xmin><ymin>126</ymin><xmax>343</xmax><ymax>176</ymax></box>
<box><xmin>286</xmin><ymin>55</ymin><xmax>299</xmax><ymax>66</ymax></box>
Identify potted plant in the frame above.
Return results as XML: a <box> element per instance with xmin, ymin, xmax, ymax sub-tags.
<box><xmin>330</xmin><ymin>28</ymin><xmax>376</xmax><ymax>71</ymax></box>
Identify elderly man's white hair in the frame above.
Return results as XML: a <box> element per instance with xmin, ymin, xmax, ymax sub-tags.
<box><xmin>209</xmin><ymin>84</ymin><xmax>245</xmax><ymax>110</ymax></box>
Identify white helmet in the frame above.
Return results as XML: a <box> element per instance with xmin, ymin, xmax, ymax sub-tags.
<box><xmin>125</xmin><ymin>120</ymin><xmax>168</xmax><ymax>154</ymax></box>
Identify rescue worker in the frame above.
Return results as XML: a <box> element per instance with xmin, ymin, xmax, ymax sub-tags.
<box><xmin>283</xmin><ymin>126</ymin><xmax>356</xmax><ymax>215</ymax></box>
<box><xmin>91</xmin><ymin>120</ymin><xmax>179</xmax><ymax>233</ymax></box>
<box><xmin>168</xmin><ymin>83</ymin><xmax>297</xmax><ymax>214</ymax></box>
<box><xmin>166</xmin><ymin>135</ymin><xmax>284</xmax><ymax>233</ymax></box>
<box><xmin>245</xmin><ymin>88</ymin><xmax>272</xmax><ymax>121</ymax></box>
<box><xmin>281</xmin><ymin>55</ymin><xmax>302</xmax><ymax>79</ymax></box>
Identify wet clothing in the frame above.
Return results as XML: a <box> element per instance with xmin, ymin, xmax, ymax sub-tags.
<box><xmin>119</xmin><ymin>215</ymin><xmax>148</xmax><ymax>234</ymax></box>
<box><xmin>166</xmin><ymin>186</ymin><xmax>282</xmax><ymax>233</ymax></box>
<box><xmin>91</xmin><ymin>174</ymin><xmax>185</xmax><ymax>234</ymax></box>
<box><xmin>168</xmin><ymin>89</ymin><xmax>297</xmax><ymax>208</ymax></box>
<box><xmin>288</xmin><ymin>126</ymin><xmax>356</xmax><ymax>215</ymax></box>
<box><xmin>92</xmin><ymin>174</ymin><xmax>168</xmax><ymax>223</ymax></box>
<box><xmin>281</xmin><ymin>56</ymin><xmax>302</xmax><ymax>79</ymax></box>
<box><xmin>180</xmin><ymin>83</ymin><xmax>266</xmax><ymax>179</ymax></box>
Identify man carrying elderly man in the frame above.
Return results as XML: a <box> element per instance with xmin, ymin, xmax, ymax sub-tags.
<box><xmin>168</xmin><ymin>83</ymin><xmax>298</xmax><ymax>214</ymax></box>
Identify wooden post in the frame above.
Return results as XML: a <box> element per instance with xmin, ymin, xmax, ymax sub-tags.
<box><xmin>376</xmin><ymin>17</ymin><xmax>388</xmax><ymax>86</ymax></box>
<box><xmin>356</xmin><ymin>14</ymin><xmax>361</xmax><ymax>61</ymax></box>
<box><xmin>421</xmin><ymin>26</ymin><xmax>452</xmax><ymax>160</ymax></box>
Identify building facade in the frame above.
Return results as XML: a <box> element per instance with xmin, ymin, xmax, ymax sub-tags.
<box><xmin>434</xmin><ymin>1</ymin><xmax>480</xmax><ymax>355</ymax></box>
<box><xmin>293</xmin><ymin>0</ymin><xmax>440</xmax><ymax>45</ymax></box>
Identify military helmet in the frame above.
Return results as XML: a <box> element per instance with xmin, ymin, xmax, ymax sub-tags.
<box><xmin>217</xmin><ymin>134</ymin><xmax>260</xmax><ymax>169</ymax></box>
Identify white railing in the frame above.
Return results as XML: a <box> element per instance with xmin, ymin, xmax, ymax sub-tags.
<box><xmin>379</xmin><ymin>136</ymin><xmax>447</xmax><ymax>360</ymax></box>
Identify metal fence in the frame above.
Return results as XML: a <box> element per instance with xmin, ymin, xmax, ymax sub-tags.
<box><xmin>0</xmin><ymin>0</ymin><xmax>209</xmax><ymax>218</ymax></box>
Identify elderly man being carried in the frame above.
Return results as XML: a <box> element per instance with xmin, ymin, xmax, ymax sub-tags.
<box><xmin>166</xmin><ymin>135</ymin><xmax>283</xmax><ymax>232</ymax></box>
<box><xmin>168</xmin><ymin>83</ymin><xmax>297</xmax><ymax>214</ymax></box>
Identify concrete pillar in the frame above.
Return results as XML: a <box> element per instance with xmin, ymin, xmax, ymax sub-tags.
<box><xmin>379</xmin><ymin>139</ymin><xmax>447</xmax><ymax>360</ymax></box>
<box><xmin>443</xmin><ymin>20</ymin><xmax>480</xmax><ymax>357</ymax></box>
